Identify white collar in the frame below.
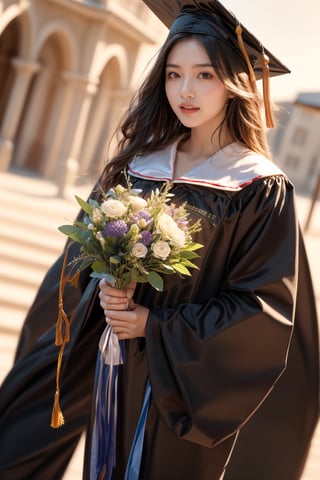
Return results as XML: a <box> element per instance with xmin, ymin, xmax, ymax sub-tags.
<box><xmin>128</xmin><ymin>141</ymin><xmax>283</xmax><ymax>191</ymax></box>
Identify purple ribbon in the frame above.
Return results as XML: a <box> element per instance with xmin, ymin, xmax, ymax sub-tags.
<box><xmin>90</xmin><ymin>325</ymin><xmax>125</xmax><ymax>480</ymax></box>
<box><xmin>90</xmin><ymin>324</ymin><xmax>151</xmax><ymax>480</ymax></box>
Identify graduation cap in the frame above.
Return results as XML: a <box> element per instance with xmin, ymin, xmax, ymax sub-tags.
<box><xmin>143</xmin><ymin>0</ymin><xmax>290</xmax><ymax>127</ymax></box>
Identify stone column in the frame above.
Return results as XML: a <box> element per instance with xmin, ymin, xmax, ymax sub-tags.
<box><xmin>43</xmin><ymin>71</ymin><xmax>98</xmax><ymax>197</ymax></box>
<box><xmin>105</xmin><ymin>89</ymin><xmax>132</xmax><ymax>156</ymax></box>
<box><xmin>64</xmin><ymin>78</ymin><xmax>99</xmax><ymax>182</ymax></box>
<box><xmin>78</xmin><ymin>88</ymin><xmax>131</xmax><ymax>180</ymax></box>
<box><xmin>0</xmin><ymin>58</ymin><xmax>41</xmax><ymax>171</ymax></box>
<box><xmin>42</xmin><ymin>71</ymin><xmax>79</xmax><ymax>181</ymax></box>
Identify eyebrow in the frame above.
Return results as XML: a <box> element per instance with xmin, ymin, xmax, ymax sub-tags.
<box><xmin>166</xmin><ymin>63</ymin><xmax>214</xmax><ymax>68</ymax></box>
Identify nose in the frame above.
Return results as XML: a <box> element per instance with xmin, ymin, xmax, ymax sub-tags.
<box><xmin>180</xmin><ymin>78</ymin><xmax>194</xmax><ymax>99</ymax></box>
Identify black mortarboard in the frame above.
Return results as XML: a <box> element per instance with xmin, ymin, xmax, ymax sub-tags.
<box><xmin>143</xmin><ymin>0</ymin><xmax>290</xmax><ymax>127</ymax></box>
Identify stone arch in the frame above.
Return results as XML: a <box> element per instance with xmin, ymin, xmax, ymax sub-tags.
<box><xmin>0</xmin><ymin>4</ymin><xmax>35</xmax><ymax>57</ymax></box>
<box><xmin>90</xmin><ymin>43</ymin><xmax>129</xmax><ymax>89</ymax></box>
<box><xmin>78</xmin><ymin>47</ymin><xmax>131</xmax><ymax>179</ymax></box>
<box><xmin>34</xmin><ymin>19</ymin><xmax>79</xmax><ymax>71</ymax></box>
<box><xmin>0</xmin><ymin>5</ymin><xmax>34</xmax><ymax>127</ymax></box>
<box><xmin>13</xmin><ymin>24</ymin><xmax>79</xmax><ymax>172</ymax></box>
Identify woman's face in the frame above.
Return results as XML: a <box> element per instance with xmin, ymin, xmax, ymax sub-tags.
<box><xmin>165</xmin><ymin>38</ymin><xmax>230</xmax><ymax>132</ymax></box>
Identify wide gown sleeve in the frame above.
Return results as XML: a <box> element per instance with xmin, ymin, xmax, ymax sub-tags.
<box><xmin>145</xmin><ymin>175</ymin><xmax>298</xmax><ymax>448</ymax></box>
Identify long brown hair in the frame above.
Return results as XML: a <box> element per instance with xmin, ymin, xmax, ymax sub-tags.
<box><xmin>101</xmin><ymin>32</ymin><xmax>271</xmax><ymax>192</ymax></box>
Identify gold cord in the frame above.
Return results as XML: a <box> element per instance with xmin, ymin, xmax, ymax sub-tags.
<box><xmin>51</xmin><ymin>248</ymin><xmax>72</xmax><ymax>428</ymax></box>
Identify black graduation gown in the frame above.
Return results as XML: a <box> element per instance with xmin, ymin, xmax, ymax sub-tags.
<box><xmin>0</xmin><ymin>143</ymin><xmax>319</xmax><ymax>480</ymax></box>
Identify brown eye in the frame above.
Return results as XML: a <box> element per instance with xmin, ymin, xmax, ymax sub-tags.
<box><xmin>167</xmin><ymin>71</ymin><xmax>180</xmax><ymax>79</ymax></box>
<box><xmin>198</xmin><ymin>72</ymin><xmax>213</xmax><ymax>79</ymax></box>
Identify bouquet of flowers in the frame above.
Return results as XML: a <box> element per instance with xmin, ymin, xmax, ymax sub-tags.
<box><xmin>58</xmin><ymin>180</ymin><xmax>203</xmax><ymax>291</ymax></box>
<box><xmin>51</xmin><ymin>177</ymin><xmax>202</xmax><ymax>479</ymax></box>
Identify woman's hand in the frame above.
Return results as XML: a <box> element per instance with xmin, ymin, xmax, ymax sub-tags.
<box><xmin>98</xmin><ymin>278</ymin><xmax>149</xmax><ymax>339</ymax></box>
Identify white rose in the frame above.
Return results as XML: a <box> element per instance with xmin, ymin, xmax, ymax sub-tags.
<box><xmin>100</xmin><ymin>199</ymin><xmax>127</xmax><ymax>218</ymax></box>
<box><xmin>128</xmin><ymin>195</ymin><xmax>148</xmax><ymax>211</ymax></box>
<box><xmin>151</xmin><ymin>240</ymin><xmax>171</xmax><ymax>259</ymax></box>
<box><xmin>157</xmin><ymin>213</ymin><xmax>186</xmax><ymax>248</ymax></box>
<box><xmin>132</xmin><ymin>242</ymin><xmax>148</xmax><ymax>259</ymax></box>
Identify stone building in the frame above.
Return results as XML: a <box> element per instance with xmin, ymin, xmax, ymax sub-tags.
<box><xmin>0</xmin><ymin>0</ymin><xmax>166</xmax><ymax>192</ymax></box>
<box><xmin>272</xmin><ymin>92</ymin><xmax>320</xmax><ymax>193</ymax></box>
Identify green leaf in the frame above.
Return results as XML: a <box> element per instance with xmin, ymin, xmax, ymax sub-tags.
<box><xmin>171</xmin><ymin>263</ymin><xmax>192</xmax><ymax>276</ymax></box>
<box><xmin>184</xmin><ymin>243</ymin><xmax>204</xmax><ymax>251</ymax></box>
<box><xmin>75</xmin><ymin>195</ymin><xmax>93</xmax><ymax>215</ymax></box>
<box><xmin>148</xmin><ymin>271</ymin><xmax>164</xmax><ymax>291</ymax></box>
<box><xmin>110</xmin><ymin>255</ymin><xmax>121</xmax><ymax>264</ymax></box>
<box><xmin>88</xmin><ymin>199</ymin><xmax>100</xmax><ymax>208</ymax></box>
<box><xmin>193</xmin><ymin>244</ymin><xmax>204</xmax><ymax>251</ymax></box>
<box><xmin>80</xmin><ymin>230</ymin><xmax>92</xmax><ymax>242</ymax></box>
<box><xmin>78</xmin><ymin>256</ymin><xmax>96</xmax><ymax>271</ymax></box>
<box><xmin>74</xmin><ymin>221</ymin><xmax>89</xmax><ymax>229</ymax></box>
<box><xmin>160</xmin><ymin>264</ymin><xmax>175</xmax><ymax>273</ymax></box>
<box><xmin>58</xmin><ymin>225</ymin><xmax>83</xmax><ymax>243</ymax></box>
<box><xmin>132</xmin><ymin>274</ymin><xmax>148</xmax><ymax>283</ymax></box>
<box><xmin>181</xmin><ymin>259</ymin><xmax>199</xmax><ymax>269</ymax></box>
<box><xmin>92</xmin><ymin>260</ymin><xmax>107</xmax><ymax>273</ymax></box>
<box><xmin>179</xmin><ymin>250</ymin><xmax>200</xmax><ymax>259</ymax></box>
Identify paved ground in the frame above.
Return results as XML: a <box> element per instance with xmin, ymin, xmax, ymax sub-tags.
<box><xmin>0</xmin><ymin>170</ymin><xmax>319</xmax><ymax>479</ymax></box>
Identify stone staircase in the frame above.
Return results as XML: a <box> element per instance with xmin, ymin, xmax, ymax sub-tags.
<box><xmin>0</xmin><ymin>168</ymin><xmax>91</xmax><ymax>479</ymax></box>
<box><xmin>0</xmin><ymin>168</ymin><xmax>91</xmax><ymax>337</ymax></box>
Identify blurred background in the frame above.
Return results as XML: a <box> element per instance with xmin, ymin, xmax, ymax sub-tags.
<box><xmin>0</xmin><ymin>1</ymin><xmax>319</xmax><ymax>479</ymax></box>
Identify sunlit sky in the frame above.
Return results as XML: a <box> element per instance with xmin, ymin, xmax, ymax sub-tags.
<box><xmin>223</xmin><ymin>0</ymin><xmax>320</xmax><ymax>101</ymax></box>
<box><xmin>142</xmin><ymin>0</ymin><xmax>320</xmax><ymax>103</ymax></box>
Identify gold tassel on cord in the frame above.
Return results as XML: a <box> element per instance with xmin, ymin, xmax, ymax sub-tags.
<box><xmin>51</xmin><ymin>392</ymin><xmax>64</xmax><ymax>427</ymax></box>
<box><xmin>262</xmin><ymin>52</ymin><xmax>275</xmax><ymax>128</ymax></box>
<box><xmin>235</xmin><ymin>24</ymin><xmax>257</xmax><ymax>90</ymax></box>
<box><xmin>51</xmin><ymin>249</ymin><xmax>72</xmax><ymax>428</ymax></box>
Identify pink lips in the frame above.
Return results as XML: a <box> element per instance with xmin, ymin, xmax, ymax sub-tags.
<box><xmin>179</xmin><ymin>103</ymin><xmax>199</xmax><ymax>114</ymax></box>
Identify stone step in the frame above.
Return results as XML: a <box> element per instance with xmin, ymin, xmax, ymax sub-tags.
<box><xmin>0</xmin><ymin>192</ymin><xmax>79</xmax><ymax>228</ymax></box>
<box><xmin>0</xmin><ymin>309</ymin><xmax>26</xmax><ymax>336</ymax></box>
<box><xmin>0</xmin><ymin>331</ymin><xmax>17</xmax><ymax>384</ymax></box>
<box><xmin>0</xmin><ymin>169</ymin><xmax>92</xmax><ymax>337</ymax></box>
<box><xmin>0</xmin><ymin>256</ymin><xmax>48</xmax><ymax>289</ymax></box>
<box><xmin>0</xmin><ymin>191</ymin><xmax>78</xmax><ymax>221</ymax></box>
<box><xmin>0</xmin><ymin>239</ymin><xmax>59</xmax><ymax>272</ymax></box>
<box><xmin>0</xmin><ymin>280</ymin><xmax>37</xmax><ymax>322</ymax></box>
<box><xmin>0</xmin><ymin>223</ymin><xmax>65</xmax><ymax>257</ymax></box>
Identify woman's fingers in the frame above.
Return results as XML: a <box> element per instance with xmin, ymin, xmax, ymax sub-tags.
<box><xmin>98</xmin><ymin>279</ymin><xmax>145</xmax><ymax>338</ymax></box>
<box><xmin>105</xmin><ymin>305</ymin><xmax>149</xmax><ymax>339</ymax></box>
<box><xmin>98</xmin><ymin>282</ymin><xmax>127</xmax><ymax>310</ymax></box>
<box><xmin>99</xmin><ymin>292</ymin><xmax>128</xmax><ymax>310</ymax></box>
<box><xmin>98</xmin><ymin>279</ymin><xmax>137</xmax><ymax>311</ymax></box>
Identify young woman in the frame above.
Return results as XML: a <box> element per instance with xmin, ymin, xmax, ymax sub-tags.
<box><xmin>0</xmin><ymin>2</ymin><xmax>319</xmax><ymax>480</ymax></box>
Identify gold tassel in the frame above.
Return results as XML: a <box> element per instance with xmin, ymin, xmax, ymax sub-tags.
<box><xmin>262</xmin><ymin>52</ymin><xmax>275</xmax><ymax>128</ymax></box>
<box><xmin>51</xmin><ymin>342</ymin><xmax>67</xmax><ymax>427</ymax></box>
<box><xmin>235</xmin><ymin>24</ymin><xmax>257</xmax><ymax>87</ymax></box>
<box><xmin>51</xmin><ymin>248</ymin><xmax>71</xmax><ymax>428</ymax></box>
<box><xmin>51</xmin><ymin>390</ymin><xmax>65</xmax><ymax>428</ymax></box>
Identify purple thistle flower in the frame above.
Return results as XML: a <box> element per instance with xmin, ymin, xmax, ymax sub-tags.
<box><xmin>139</xmin><ymin>230</ymin><xmax>153</xmax><ymax>246</ymax></box>
<box><xmin>103</xmin><ymin>220</ymin><xmax>128</xmax><ymax>238</ymax></box>
<box><xmin>130</xmin><ymin>210</ymin><xmax>152</xmax><ymax>225</ymax></box>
